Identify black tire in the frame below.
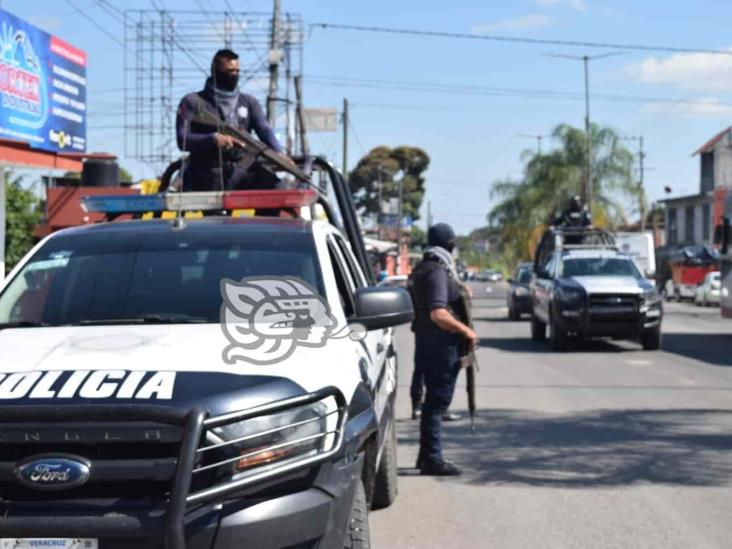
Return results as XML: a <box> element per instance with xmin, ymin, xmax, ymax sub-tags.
<box><xmin>343</xmin><ymin>480</ymin><xmax>371</xmax><ymax>549</ymax></box>
<box><xmin>371</xmin><ymin>416</ymin><xmax>398</xmax><ymax>509</ymax></box>
<box><xmin>641</xmin><ymin>327</ymin><xmax>662</xmax><ymax>350</ymax></box>
<box><xmin>549</xmin><ymin>310</ymin><xmax>568</xmax><ymax>352</ymax></box>
<box><xmin>508</xmin><ymin>306</ymin><xmax>519</xmax><ymax>321</ymax></box>
<box><xmin>531</xmin><ymin>313</ymin><xmax>546</xmax><ymax>341</ymax></box>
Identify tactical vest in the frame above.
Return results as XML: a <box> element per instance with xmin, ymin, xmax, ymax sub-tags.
<box><xmin>407</xmin><ymin>258</ymin><xmax>461</xmax><ymax>333</ymax></box>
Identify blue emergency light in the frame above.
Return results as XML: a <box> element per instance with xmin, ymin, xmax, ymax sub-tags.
<box><xmin>81</xmin><ymin>190</ymin><xmax>318</xmax><ymax>215</ymax></box>
<box><xmin>81</xmin><ymin>194</ymin><xmax>167</xmax><ymax>213</ymax></box>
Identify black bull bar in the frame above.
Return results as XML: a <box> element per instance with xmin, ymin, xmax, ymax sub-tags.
<box><xmin>0</xmin><ymin>386</ymin><xmax>347</xmax><ymax>549</ymax></box>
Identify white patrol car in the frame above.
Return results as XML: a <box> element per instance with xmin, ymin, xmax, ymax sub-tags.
<box><xmin>0</xmin><ymin>165</ymin><xmax>411</xmax><ymax>548</ymax></box>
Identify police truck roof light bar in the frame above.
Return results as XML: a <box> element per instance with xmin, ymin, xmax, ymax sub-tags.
<box><xmin>81</xmin><ymin>189</ymin><xmax>319</xmax><ymax>215</ymax></box>
<box><xmin>222</xmin><ymin>189</ymin><xmax>318</xmax><ymax>210</ymax></box>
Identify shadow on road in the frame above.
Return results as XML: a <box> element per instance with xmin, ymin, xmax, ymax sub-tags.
<box><xmin>661</xmin><ymin>333</ymin><xmax>732</xmax><ymax>367</ymax></box>
<box><xmin>477</xmin><ymin>336</ymin><xmax>630</xmax><ymax>354</ymax></box>
<box><xmin>397</xmin><ymin>408</ymin><xmax>732</xmax><ymax>488</ymax></box>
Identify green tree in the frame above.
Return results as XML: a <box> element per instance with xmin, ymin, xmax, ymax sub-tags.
<box><xmin>349</xmin><ymin>146</ymin><xmax>429</xmax><ymax>222</ymax></box>
<box><xmin>489</xmin><ymin>123</ymin><xmax>639</xmax><ymax>265</ymax></box>
<box><xmin>4</xmin><ymin>172</ymin><xmax>42</xmax><ymax>274</ymax></box>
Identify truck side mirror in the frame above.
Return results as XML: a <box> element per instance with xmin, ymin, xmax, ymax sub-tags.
<box><xmin>644</xmin><ymin>269</ymin><xmax>656</xmax><ymax>279</ymax></box>
<box><xmin>350</xmin><ymin>287</ymin><xmax>414</xmax><ymax>331</ymax></box>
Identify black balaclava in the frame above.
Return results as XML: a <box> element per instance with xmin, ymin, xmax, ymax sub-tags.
<box><xmin>213</xmin><ymin>68</ymin><xmax>239</xmax><ymax>91</ymax></box>
<box><xmin>569</xmin><ymin>195</ymin><xmax>582</xmax><ymax>213</ymax></box>
<box><xmin>428</xmin><ymin>223</ymin><xmax>456</xmax><ymax>252</ymax></box>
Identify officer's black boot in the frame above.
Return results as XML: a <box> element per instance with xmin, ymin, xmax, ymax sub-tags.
<box><xmin>419</xmin><ymin>460</ymin><xmax>462</xmax><ymax>476</ymax></box>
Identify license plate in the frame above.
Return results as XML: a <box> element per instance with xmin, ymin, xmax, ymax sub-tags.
<box><xmin>0</xmin><ymin>540</ymin><xmax>98</xmax><ymax>549</ymax></box>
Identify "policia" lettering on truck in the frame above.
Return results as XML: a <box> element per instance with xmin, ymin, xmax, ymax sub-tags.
<box><xmin>0</xmin><ymin>371</ymin><xmax>176</xmax><ymax>400</ymax></box>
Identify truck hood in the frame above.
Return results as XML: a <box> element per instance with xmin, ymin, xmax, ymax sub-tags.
<box><xmin>569</xmin><ymin>276</ymin><xmax>644</xmax><ymax>295</ymax></box>
<box><xmin>0</xmin><ymin>324</ymin><xmax>363</xmax><ymax>414</ymax></box>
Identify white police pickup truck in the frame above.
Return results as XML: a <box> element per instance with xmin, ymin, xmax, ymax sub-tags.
<box><xmin>0</xmin><ymin>160</ymin><xmax>411</xmax><ymax>548</ymax></box>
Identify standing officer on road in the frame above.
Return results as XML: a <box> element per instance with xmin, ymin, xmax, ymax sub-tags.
<box><xmin>408</xmin><ymin>223</ymin><xmax>477</xmax><ymax>476</ymax></box>
<box><xmin>176</xmin><ymin>49</ymin><xmax>284</xmax><ymax>191</ymax></box>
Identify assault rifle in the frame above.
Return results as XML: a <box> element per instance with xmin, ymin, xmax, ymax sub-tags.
<box><xmin>190</xmin><ymin>109</ymin><xmax>311</xmax><ymax>182</ymax></box>
<box><xmin>456</xmin><ymin>284</ymin><xmax>478</xmax><ymax>434</ymax></box>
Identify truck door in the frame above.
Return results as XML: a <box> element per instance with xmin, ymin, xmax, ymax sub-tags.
<box><xmin>327</xmin><ymin>232</ymin><xmax>389</xmax><ymax>412</ymax></box>
<box><xmin>535</xmin><ymin>254</ymin><xmax>557</xmax><ymax>322</ymax></box>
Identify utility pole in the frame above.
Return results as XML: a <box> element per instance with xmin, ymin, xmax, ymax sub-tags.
<box><xmin>518</xmin><ymin>133</ymin><xmax>550</xmax><ymax>155</ymax></box>
<box><xmin>294</xmin><ymin>76</ymin><xmax>309</xmax><ymax>156</ymax></box>
<box><xmin>266</xmin><ymin>0</ymin><xmax>282</xmax><ymax>127</ymax></box>
<box><xmin>639</xmin><ymin>136</ymin><xmax>645</xmax><ymax>230</ymax></box>
<box><xmin>397</xmin><ymin>178</ymin><xmax>404</xmax><ymax>275</ymax></box>
<box><xmin>624</xmin><ymin>135</ymin><xmax>646</xmax><ymax>230</ymax></box>
<box><xmin>427</xmin><ymin>200</ymin><xmax>433</xmax><ymax>229</ymax></box>
<box><xmin>341</xmin><ymin>98</ymin><xmax>349</xmax><ymax>178</ymax></box>
<box><xmin>376</xmin><ymin>167</ymin><xmax>383</xmax><ymax>239</ymax></box>
<box><xmin>583</xmin><ymin>55</ymin><xmax>591</xmax><ymax>210</ymax></box>
<box><xmin>547</xmin><ymin>51</ymin><xmax>621</xmax><ymax>214</ymax></box>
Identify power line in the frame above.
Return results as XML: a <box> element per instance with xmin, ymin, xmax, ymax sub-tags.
<box><xmin>312</xmin><ymin>22</ymin><xmax>732</xmax><ymax>57</ymax></box>
<box><xmin>307</xmin><ymin>75</ymin><xmax>732</xmax><ymax>109</ymax></box>
<box><xmin>65</xmin><ymin>0</ymin><xmax>127</xmax><ymax>49</ymax></box>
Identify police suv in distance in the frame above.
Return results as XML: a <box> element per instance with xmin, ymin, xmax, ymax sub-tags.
<box><xmin>530</xmin><ymin>248</ymin><xmax>663</xmax><ymax>351</ymax></box>
<box><xmin>0</xmin><ymin>186</ymin><xmax>411</xmax><ymax>548</ymax></box>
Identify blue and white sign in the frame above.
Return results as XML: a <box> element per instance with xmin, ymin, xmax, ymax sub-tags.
<box><xmin>0</xmin><ymin>9</ymin><xmax>87</xmax><ymax>152</ymax></box>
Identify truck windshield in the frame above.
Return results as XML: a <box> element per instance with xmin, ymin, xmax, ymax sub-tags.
<box><xmin>562</xmin><ymin>257</ymin><xmax>641</xmax><ymax>278</ymax></box>
<box><xmin>0</xmin><ymin>226</ymin><xmax>324</xmax><ymax>327</ymax></box>
<box><xmin>517</xmin><ymin>269</ymin><xmax>532</xmax><ymax>284</ymax></box>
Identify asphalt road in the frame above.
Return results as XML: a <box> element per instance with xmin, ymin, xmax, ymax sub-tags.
<box><xmin>370</xmin><ymin>281</ymin><xmax>732</xmax><ymax>548</ymax></box>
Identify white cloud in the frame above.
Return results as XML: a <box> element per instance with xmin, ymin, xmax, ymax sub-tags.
<box><xmin>642</xmin><ymin>97</ymin><xmax>732</xmax><ymax>117</ymax></box>
<box><xmin>626</xmin><ymin>49</ymin><xmax>732</xmax><ymax>91</ymax></box>
<box><xmin>472</xmin><ymin>14</ymin><xmax>554</xmax><ymax>33</ymax></box>
<box><xmin>535</xmin><ymin>0</ymin><xmax>588</xmax><ymax>11</ymax></box>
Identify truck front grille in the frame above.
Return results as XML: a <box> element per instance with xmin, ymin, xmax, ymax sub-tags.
<box><xmin>0</xmin><ymin>423</ymin><xmax>183</xmax><ymax>501</ymax></box>
<box><xmin>588</xmin><ymin>294</ymin><xmax>639</xmax><ymax>322</ymax></box>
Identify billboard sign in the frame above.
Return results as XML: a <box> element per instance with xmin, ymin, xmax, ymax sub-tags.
<box><xmin>0</xmin><ymin>9</ymin><xmax>87</xmax><ymax>153</ymax></box>
<box><xmin>302</xmin><ymin>108</ymin><xmax>338</xmax><ymax>132</ymax></box>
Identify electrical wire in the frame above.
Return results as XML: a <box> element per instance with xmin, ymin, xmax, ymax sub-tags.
<box><xmin>65</xmin><ymin>0</ymin><xmax>127</xmax><ymax>49</ymax></box>
<box><xmin>311</xmin><ymin>22</ymin><xmax>732</xmax><ymax>57</ymax></box>
<box><xmin>307</xmin><ymin>75</ymin><xmax>732</xmax><ymax>109</ymax></box>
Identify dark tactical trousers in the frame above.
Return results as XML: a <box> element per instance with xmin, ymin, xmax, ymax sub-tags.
<box><xmin>415</xmin><ymin>329</ymin><xmax>461</xmax><ymax>465</ymax></box>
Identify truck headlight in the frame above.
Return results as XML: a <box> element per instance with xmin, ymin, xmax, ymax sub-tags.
<box><xmin>199</xmin><ymin>395</ymin><xmax>342</xmax><ymax>477</ymax></box>
<box><xmin>557</xmin><ymin>287</ymin><xmax>584</xmax><ymax>306</ymax></box>
<box><xmin>515</xmin><ymin>286</ymin><xmax>529</xmax><ymax>297</ymax></box>
<box><xmin>642</xmin><ymin>288</ymin><xmax>660</xmax><ymax>305</ymax></box>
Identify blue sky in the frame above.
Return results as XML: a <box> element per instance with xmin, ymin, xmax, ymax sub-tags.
<box><xmin>4</xmin><ymin>0</ymin><xmax>732</xmax><ymax>235</ymax></box>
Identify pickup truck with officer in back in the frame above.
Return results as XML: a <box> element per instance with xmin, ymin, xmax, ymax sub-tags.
<box><xmin>0</xmin><ymin>156</ymin><xmax>411</xmax><ymax>549</ymax></box>
<box><xmin>530</xmin><ymin>227</ymin><xmax>663</xmax><ymax>351</ymax></box>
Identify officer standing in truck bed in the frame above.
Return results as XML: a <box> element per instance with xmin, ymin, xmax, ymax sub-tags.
<box><xmin>175</xmin><ymin>49</ymin><xmax>284</xmax><ymax>191</ymax></box>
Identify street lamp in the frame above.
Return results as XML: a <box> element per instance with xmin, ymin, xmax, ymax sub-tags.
<box><xmin>546</xmin><ymin>51</ymin><xmax>622</xmax><ymax>213</ymax></box>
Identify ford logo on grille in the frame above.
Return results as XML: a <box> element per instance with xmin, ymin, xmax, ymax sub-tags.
<box><xmin>14</xmin><ymin>455</ymin><xmax>91</xmax><ymax>491</ymax></box>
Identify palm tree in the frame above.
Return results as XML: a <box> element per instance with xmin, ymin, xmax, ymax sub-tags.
<box><xmin>489</xmin><ymin>123</ymin><xmax>639</xmax><ymax>262</ymax></box>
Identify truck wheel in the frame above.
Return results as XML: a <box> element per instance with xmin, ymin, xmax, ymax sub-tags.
<box><xmin>549</xmin><ymin>313</ymin><xmax>568</xmax><ymax>352</ymax></box>
<box><xmin>641</xmin><ymin>327</ymin><xmax>662</xmax><ymax>350</ymax></box>
<box><xmin>344</xmin><ymin>480</ymin><xmax>371</xmax><ymax>549</ymax></box>
<box><xmin>371</xmin><ymin>415</ymin><xmax>398</xmax><ymax>509</ymax></box>
<box><xmin>531</xmin><ymin>314</ymin><xmax>546</xmax><ymax>341</ymax></box>
<box><xmin>508</xmin><ymin>306</ymin><xmax>519</xmax><ymax>321</ymax></box>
